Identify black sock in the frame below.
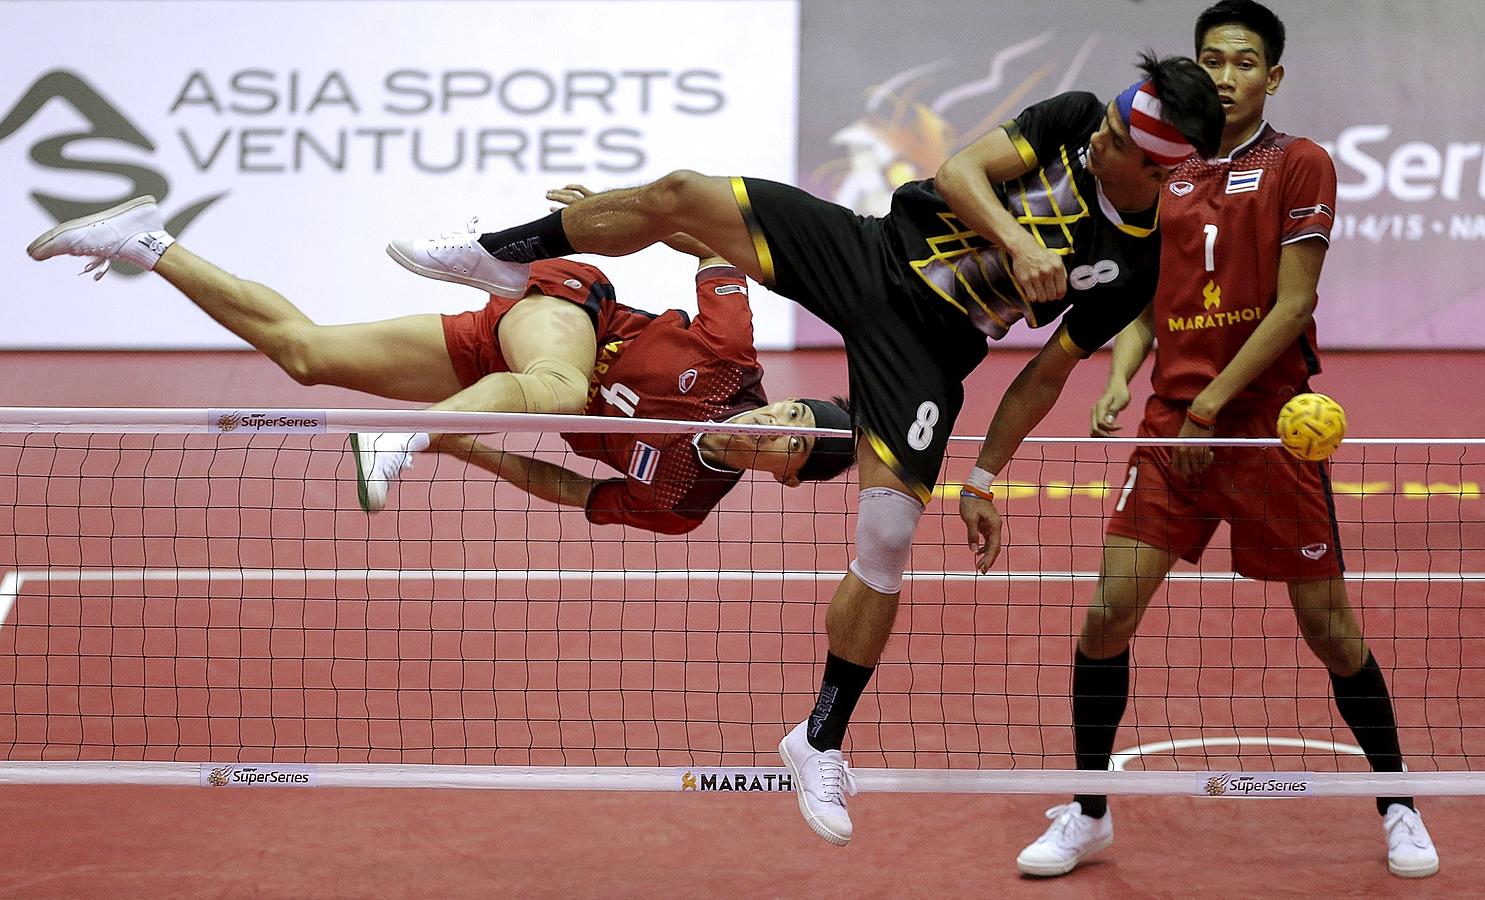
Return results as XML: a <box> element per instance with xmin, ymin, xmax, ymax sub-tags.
<box><xmin>1071</xmin><ymin>646</ymin><xmax>1131</xmax><ymax>819</ymax></box>
<box><xmin>1331</xmin><ymin>651</ymin><xmax>1414</xmax><ymax>816</ymax></box>
<box><xmin>476</xmin><ymin>210</ymin><xmax>574</xmax><ymax>262</ymax></box>
<box><xmin>806</xmin><ymin>653</ymin><xmax>875</xmax><ymax>752</ymax></box>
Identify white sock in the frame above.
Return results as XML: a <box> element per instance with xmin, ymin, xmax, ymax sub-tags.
<box><xmin>115</xmin><ymin>230</ymin><xmax>175</xmax><ymax>271</ymax></box>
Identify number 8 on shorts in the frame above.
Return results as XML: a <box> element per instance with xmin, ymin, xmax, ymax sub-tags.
<box><xmin>907</xmin><ymin>401</ymin><xmax>939</xmax><ymax>451</ymax></box>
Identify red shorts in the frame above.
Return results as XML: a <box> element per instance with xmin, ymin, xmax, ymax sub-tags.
<box><xmin>440</xmin><ymin>259</ymin><xmax>628</xmax><ymax>388</ymax></box>
<box><xmin>1105</xmin><ymin>395</ymin><xmax>1343</xmax><ymax>581</ymax></box>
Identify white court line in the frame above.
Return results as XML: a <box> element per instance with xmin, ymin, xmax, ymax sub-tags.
<box><xmin>1111</xmin><ymin>735</ymin><xmax>1365</xmax><ymax>771</ymax></box>
<box><xmin>0</xmin><ymin>571</ymin><xmax>22</xmax><ymax>630</ymax></box>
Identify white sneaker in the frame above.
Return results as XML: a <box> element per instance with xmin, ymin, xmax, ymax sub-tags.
<box><xmin>1016</xmin><ymin>801</ymin><xmax>1113</xmax><ymax>877</ymax></box>
<box><xmin>778</xmin><ymin>720</ymin><xmax>857</xmax><ymax>846</ymax></box>
<box><xmin>26</xmin><ymin>195</ymin><xmax>169</xmax><ymax>278</ymax></box>
<box><xmin>1384</xmin><ymin>804</ymin><xmax>1439</xmax><ymax>878</ymax></box>
<box><xmin>350</xmin><ymin>432</ymin><xmax>418</xmax><ymax>513</ymax></box>
<box><xmin>386</xmin><ymin>218</ymin><xmax>531</xmax><ymax>299</ymax></box>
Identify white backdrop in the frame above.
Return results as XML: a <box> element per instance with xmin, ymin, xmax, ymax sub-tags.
<box><xmin>0</xmin><ymin>1</ymin><xmax>800</xmax><ymax>348</ymax></box>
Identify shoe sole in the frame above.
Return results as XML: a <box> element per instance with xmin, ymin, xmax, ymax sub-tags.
<box><xmin>778</xmin><ymin>734</ymin><xmax>850</xmax><ymax>847</ymax></box>
<box><xmin>349</xmin><ymin>434</ymin><xmax>374</xmax><ymax>513</ymax></box>
<box><xmin>1389</xmin><ymin>858</ymin><xmax>1440</xmax><ymax>878</ymax></box>
<box><xmin>385</xmin><ymin>242</ymin><xmax>528</xmax><ymax>299</ymax></box>
<box><xmin>1016</xmin><ymin>835</ymin><xmax>1113</xmax><ymax>877</ymax></box>
<box><xmin>26</xmin><ymin>195</ymin><xmax>158</xmax><ymax>259</ymax></box>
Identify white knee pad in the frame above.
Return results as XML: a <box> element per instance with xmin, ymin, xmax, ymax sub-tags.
<box><xmin>848</xmin><ymin>487</ymin><xmax>924</xmax><ymax>594</ymax></box>
<box><xmin>508</xmin><ymin>356</ymin><xmax>589</xmax><ymax>414</ymax></box>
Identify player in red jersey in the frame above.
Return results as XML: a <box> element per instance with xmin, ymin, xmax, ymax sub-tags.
<box><xmin>1015</xmin><ymin>1</ymin><xmax>1439</xmax><ymax>879</ymax></box>
<box><xmin>25</xmin><ymin>186</ymin><xmax>855</xmax><ymax>534</ymax></box>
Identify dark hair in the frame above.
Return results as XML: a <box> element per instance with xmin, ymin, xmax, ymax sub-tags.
<box><xmin>1138</xmin><ymin>50</ymin><xmax>1224</xmax><ymax>161</ymax></box>
<box><xmin>1195</xmin><ymin>0</ymin><xmax>1286</xmax><ymax>66</ymax></box>
<box><xmin>796</xmin><ymin>395</ymin><xmax>855</xmax><ymax>482</ymax></box>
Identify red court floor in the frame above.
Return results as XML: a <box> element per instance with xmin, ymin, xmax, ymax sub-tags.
<box><xmin>0</xmin><ymin>348</ymin><xmax>1481</xmax><ymax>898</ymax></box>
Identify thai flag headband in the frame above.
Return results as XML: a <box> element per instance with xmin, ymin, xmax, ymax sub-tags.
<box><xmin>1114</xmin><ymin>79</ymin><xmax>1197</xmax><ymax>167</ymax></box>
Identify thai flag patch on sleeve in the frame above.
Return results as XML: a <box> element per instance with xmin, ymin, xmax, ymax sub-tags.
<box><xmin>628</xmin><ymin>441</ymin><xmax>660</xmax><ymax>484</ymax></box>
<box><xmin>1225</xmin><ymin>169</ymin><xmax>1263</xmax><ymax>194</ymax></box>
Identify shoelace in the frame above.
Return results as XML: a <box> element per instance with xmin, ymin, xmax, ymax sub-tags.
<box><xmin>1385</xmin><ymin>809</ymin><xmax>1426</xmax><ymax>848</ymax></box>
<box><xmin>814</xmin><ymin>755</ymin><xmax>857</xmax><ymax>804</ymax></box>
<box><xmin>78</xmin><ymin>256</ymin><xmax>111</xmax><ymax>281</ymax></box>
<box><xmin>372</xmin><ymin>441</ymin><xmax>415</xmax><ymax>480</ymax></box>
<box><xmin>429</xmin><ymin>217</ymin><xmax>482</xmax><ymax>250</ymax></box>
<box><xmin>1041</xmin><ymin>803</ymin><xmax>1088</xmax><ymax>842</ymax></box>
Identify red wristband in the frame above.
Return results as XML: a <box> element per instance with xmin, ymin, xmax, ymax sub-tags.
<box><xmin>1185</xmin><ymin>408</ymin><xmax>1217</xmax><ymax>429</ymax></box>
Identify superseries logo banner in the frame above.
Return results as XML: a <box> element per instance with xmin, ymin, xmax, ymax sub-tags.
<box><xmin>208</xmin><ymin>409</ymin><xmax>327</xmax><ymax>434</ymax></box>
<box><xmin>201</xmin><ymin>763</ymin><xmax>318</xmax><ymax>787</ymax></box>
<box><xmin>1199</xmin><ymin>772</ymin><xmax>1313</xmax><ymax>797</ymax></box>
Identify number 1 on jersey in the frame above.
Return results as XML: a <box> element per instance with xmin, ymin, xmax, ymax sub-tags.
<box><xmin>1203</xmin><ymin>223</ymin><xmax>1218</xmax><ymax>272</ymax></box>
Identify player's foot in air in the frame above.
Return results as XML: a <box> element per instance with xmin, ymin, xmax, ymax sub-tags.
<box><xmin>350</xmin><ymin>432</ymin><xmax>420</xmax><ymax>513</ymax></box>
<box><xmin>1015</xmin><ymin>801</ymin><xmax>1113</xmax><ymax>876</ymax></box>
<box><xmin>778</xmin><ymin>720</ymin><xmax>857</xmax><ymax>846</ymax></box>
<box><xmin>386</xmin><ymin>220</ymin><xmax>530</xmax><ymax>298</ymax></box>
<box><xmin>1383</xmin><ymin>803</ymin><xmax>1439</xmax><ymax>878</ymax></box>
<box><xmin>25</xmin><ymin>195</ymin><xmax>170</xmax><ymax>279</ymax></box>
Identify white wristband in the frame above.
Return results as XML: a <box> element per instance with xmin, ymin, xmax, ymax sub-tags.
<box><xmin>964</xmin><ymin>466</ymin><xmax>997</xmax><ymax>492</ymax></box>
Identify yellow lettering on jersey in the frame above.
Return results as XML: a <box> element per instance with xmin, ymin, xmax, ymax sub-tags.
<box><xmin>1166</xmin><ymin>306</ymin><xmax>1265</xmax><ymax>333</ymax></box>
<box><xmin>585</xmin><ymin>340</ymin><xmax>625</xmax><ymax>405</ymax></box>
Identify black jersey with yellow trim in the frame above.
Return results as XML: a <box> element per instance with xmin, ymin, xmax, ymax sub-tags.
<box><xmin>884</xmin><ymin>91</ymin><xmax>1161</xmax><ymax>356</ymax></box>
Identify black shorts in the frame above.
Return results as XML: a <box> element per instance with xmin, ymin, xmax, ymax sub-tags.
<box><xmin>734</xmin><ymin>177</ymin><xmax>988</xmax><ymax>502</ymax></box>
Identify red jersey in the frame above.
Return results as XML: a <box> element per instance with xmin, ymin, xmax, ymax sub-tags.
<box><xmin>1150</xmin><ymin>124</ymin><xmax>1337</xmax><ymax>407</ymax></box>
<box><xmin>563</xmin><ymin>264</ymin><xmax>767</xmax><ymax>534</ymax></box>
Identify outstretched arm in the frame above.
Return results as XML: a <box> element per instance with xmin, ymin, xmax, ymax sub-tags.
<box><xmin>431</xmin><ymin>433</ymin><xmax>598</xmax><ymax>509</ymax></box>
<box><xmin>934</xmin><ymin>129</ymin><xmax>1067</xmax><ymax>303</ymax></box>
<box><xmin>548</xmin><ymin>184</ymin><xmax>725</xmax><ymax>268</ymax></box>
<box><xmin>959</xmin><ymin>326</ymin><xmax>1083</xmax><ymax>572</ymax></box>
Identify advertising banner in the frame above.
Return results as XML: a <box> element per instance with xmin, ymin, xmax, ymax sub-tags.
<box><xmin>0</xmin><ymin>1</ymin><xmax>800</xmax><ymax>348</ymax></box>
<box><xmin>797</xmin><ymin>0</ymin><xmax>1485</xmax><ymax>349</ymax></box>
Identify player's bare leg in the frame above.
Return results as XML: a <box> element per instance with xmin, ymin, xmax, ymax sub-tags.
<box><xmin>555</xmin><ymin>173</ymin><xmax>767</xmax><ymax>282</ymax></box>
<box><xmin>1287</xmin><ymin>577</ymin><xmax>1365</xmax><ymax>675</ymax></box>
<box><xmin>426</xmin><ymin>294</ymin><xmax>595</xmax><ymax>415</ymax></box>
<box><xmin>1078</xmin><ymin>535</ymin><xmax>1179</xmax><ymax>659</ymax></box>
<box><xmin>154</xmin><ymin>246</ymin><xmax>462</xmax><ymax>402</ymax></box>
<box><xmin>25</xmin><ymin>195</ymin><xmax>461</xmax><ymax>402</ymax></box>
<box><xmin>1018</xmin><ymin>535</ymin><xmax>1178</xmax><ymax>877</ymax></box>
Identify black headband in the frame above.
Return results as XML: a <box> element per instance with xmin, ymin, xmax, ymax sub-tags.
<box><xmin>796</xmin><ymin>398</ymin><xmax>854</xmax><ymax>482</ymax></box>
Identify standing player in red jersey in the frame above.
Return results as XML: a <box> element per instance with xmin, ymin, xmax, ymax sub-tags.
<box><xmin>1015</xmin><ymin>1</ymin><xmax>1439</xmax><ymax>880</ymax></box>
<box><xmin>25</xmin><ymin>186</ymin><xmax>855</xmax><ymax>534</ymax></box>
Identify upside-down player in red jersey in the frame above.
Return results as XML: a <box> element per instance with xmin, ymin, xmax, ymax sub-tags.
<box><xmin>25</xmin><ymin>185</ymin><xmax>855</xmax><ymax>534</ymax></box>
<box><xmin>1015</xmin><ymin>0</ymin><xmax>1439</xmax><ymax>880</ymax></box>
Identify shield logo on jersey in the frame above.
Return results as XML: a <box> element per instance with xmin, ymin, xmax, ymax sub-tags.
<box><xmin>678</xmin><ymin>369</ymin><xmax>698</xmax><ymax>394</ymax></box>
<box><xmin>1300</xmin><ymin>543</ymin><xmax>1329</xmax><ymax>560</ymax></box>
<box><xmin>1170</xmin><ymin>181</ymin><xmax>1195</xmax><ymax>196</ymax></box>
<box><xmin>629</xmin><ymin>441</ymin><xmax>660</xmax><ymax>484</ymax></box>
